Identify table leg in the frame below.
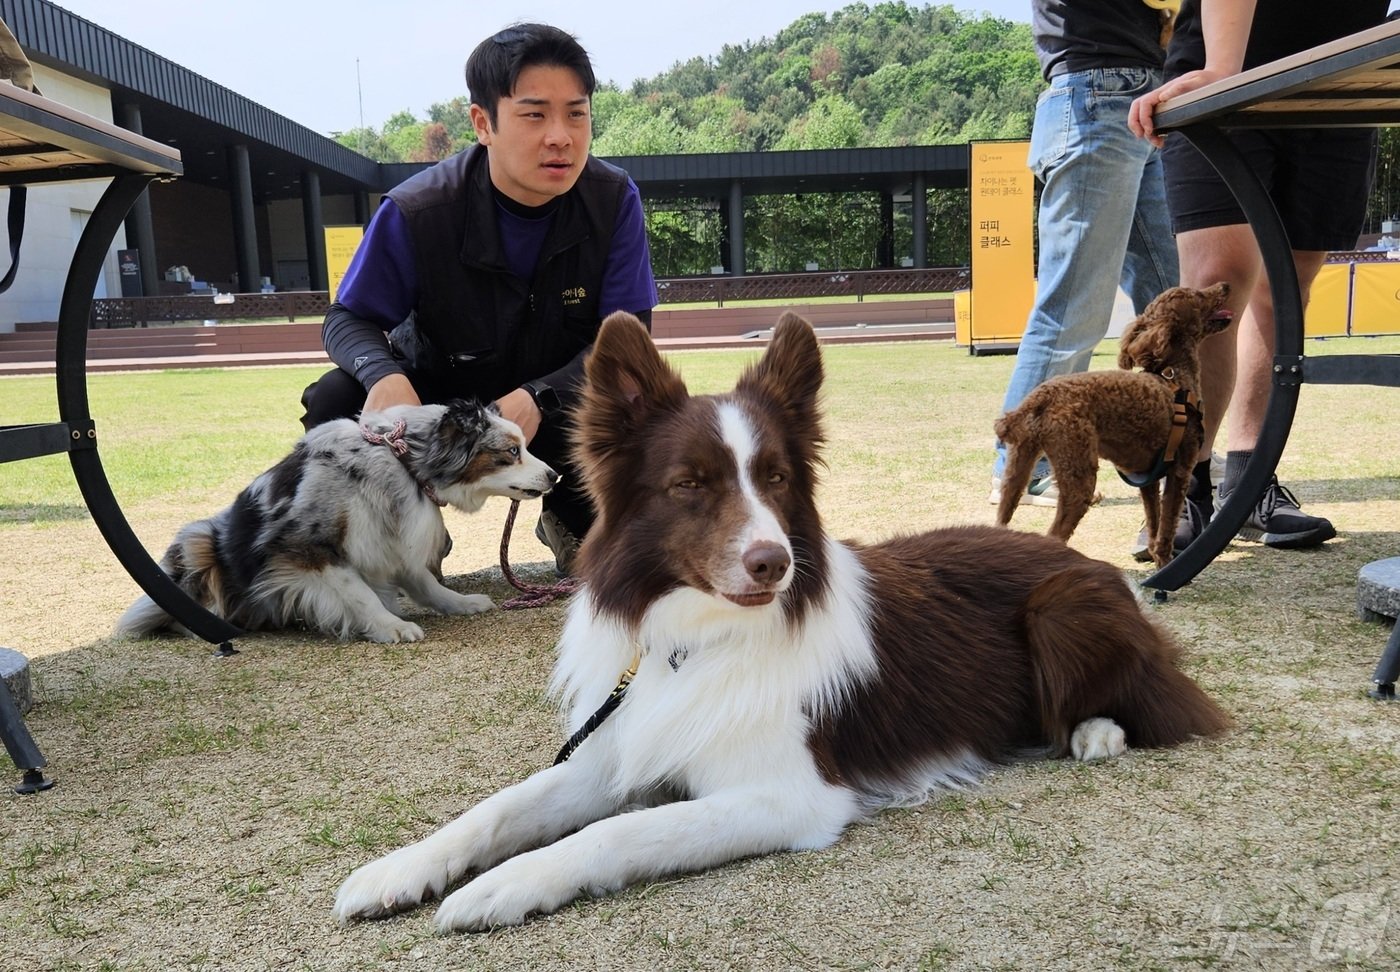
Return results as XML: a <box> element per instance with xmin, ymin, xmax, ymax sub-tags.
<box><xmin>1371</xmin><ymin>622</ymin><xmax>1400</xmax><ymax>701</ymax></box>
<box><xmin>0</xmin><ymin>680</ymin><xmax>53</xmax><ymax>793</ymax></box>
<box><xmin>1143</xmin><ymin>124</ymin><xmax>1306</xmax><ymax>593</ymax></box>
<box><xmin>53</xmin><ymin>173</ymin><xmax>240</xmax><ymax>649</ymax></box>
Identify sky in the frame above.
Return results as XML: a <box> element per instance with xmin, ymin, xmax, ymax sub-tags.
<box><xmin>47</xmin><ymin>1</ymin><xmax>1029</xmax><ymax>136</ymax></box>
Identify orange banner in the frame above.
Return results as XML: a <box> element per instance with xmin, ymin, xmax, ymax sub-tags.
<box><xmin>1348</xmin><ymin>261</ymin><xmax>1400</xmax><ymax>336</ymax></box>
<box><xmin>968</xmin><ymin>141</ymin><xmax>1034</xmax><ymax>347</ymax></box>
<box><xmin>1303</xmin><ymin>262</ymin><xmax>1352</xmax><ymax>337</ymax></box>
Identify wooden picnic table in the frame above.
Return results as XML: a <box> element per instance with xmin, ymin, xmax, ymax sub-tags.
<box><xmin>0</xmin><ymin>81</ymin><xmax>240</xmax><ymax>790</ymax></box>
<box><xmin>1142</xmin><ymin>20</ymin><xmax>1400</xmax><ymax>697</ymax></box>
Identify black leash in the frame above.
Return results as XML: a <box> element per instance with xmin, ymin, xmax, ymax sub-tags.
<box><xmin>553</xmin><ymin>651</ymin><xmax>640</xmax><ymax>765</ymax></box>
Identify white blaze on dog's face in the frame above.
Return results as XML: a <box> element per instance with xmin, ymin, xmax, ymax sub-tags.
<box><xmin>575</xmin><ymin>312</ymin><xmax>829</xmax><ymax>621</ymax></box>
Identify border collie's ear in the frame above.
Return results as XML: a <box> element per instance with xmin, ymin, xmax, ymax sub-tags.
<box><xmin>739</xmin><ymin>312</ymin><xmax>824</xmax><ymax>421</ymax></box>
<box><xmin>577</xmin><ymin>312</ymin><xmax>688</xmax><ymax>460</ymax></box>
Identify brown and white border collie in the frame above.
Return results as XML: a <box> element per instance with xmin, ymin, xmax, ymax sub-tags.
<box><xmin>334</xmin><ymin>313</ymin><xmax>1229</xmax><ymax>931</ymax></box>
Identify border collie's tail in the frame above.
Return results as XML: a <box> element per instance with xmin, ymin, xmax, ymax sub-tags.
<box><xmin>1022</xmin><ymin>564</ymin><xmax>1230</xmax><ymax>754</ymax></box>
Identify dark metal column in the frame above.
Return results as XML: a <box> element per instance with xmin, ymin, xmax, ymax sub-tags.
<box><xmin>353</xmin><ymin>188</ymin><xmax>371</xmax><ymax>226</ymax></box>
<box><xmin>878</xmin><ymin>191</ymin><xmax>894</xmax><ymax>268</ymax></box>
<box><xmin>226</xmin><ymin>143</ymin><xmax>260</xmax><ymax>293</ymax></box>
<box><xmin>912</xmin><ymin>173</ymin><xmax>928</xmax><ymax>268</ymax></box>
<box><xmin>115</xmin><ymin>102</ymin><xmax>160</xmax><ymax>297</ymax></box>
<box><xmin>301</xmin><ymin>169</ymin><xmax>327</xmax><ymax>291</ymax></box>
<box><xmin>728</xmin><ymin>179</ymin><xmax>745</xmax><ymax>277</ymax></box>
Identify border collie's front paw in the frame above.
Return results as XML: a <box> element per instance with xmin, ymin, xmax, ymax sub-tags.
<box><xmin>333</xmin><ymin>845</ymin><xmax>450</xmax><ymax>923</ymax></box>
<box><xmin>433</xmin><ymin>855</ymin><xmax>575</xmax><ymax>933</ymax></box>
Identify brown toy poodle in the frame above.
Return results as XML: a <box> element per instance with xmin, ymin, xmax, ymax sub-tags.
<box><xmin>994</xmin><ymin>283</ymin><xmax>1233</xmax><ymax>567</ymax></box>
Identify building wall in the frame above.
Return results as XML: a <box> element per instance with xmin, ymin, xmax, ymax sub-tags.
<box><xmin>265</xmin><ymin>194</ymin><xmax>364</xmax><ymax>292</ymax></box>
<box><xmin>147</xmin><ymin>180</ymin><xmax>239</xmax><ymax>292</ymax></box>
<box><xmin>0</xmin><ymin>64</ymin><xmax>125</xmax><ymax>330</ymax></box>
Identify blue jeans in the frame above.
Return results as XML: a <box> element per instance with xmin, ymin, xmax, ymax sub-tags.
<box><xmin>993</xmin><ymin>67</ymin><xmax>1179</xmax><ymax>480</ymax></box>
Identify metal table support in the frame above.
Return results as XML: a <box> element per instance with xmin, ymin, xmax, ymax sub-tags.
<box><xmin>1</xmin><ymin>86</ymin><xmax>242</xmax><ymax>790</ymax></box>
<box><xmin>1137</xmin><ymin>21</ymin><xmax>1400</xmax><ymax>693</ymax></box>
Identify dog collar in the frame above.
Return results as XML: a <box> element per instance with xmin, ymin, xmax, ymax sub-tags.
<box><xmin>360</xmin><ymin>419</ymin><xmax>447</xmax><ymax>507</ymax></box>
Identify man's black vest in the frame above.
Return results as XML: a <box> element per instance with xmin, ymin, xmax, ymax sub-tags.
<box><xmin>385</xmin><ymin>144</ymin><xmax>629</xmax><ymax>403</ymax></box>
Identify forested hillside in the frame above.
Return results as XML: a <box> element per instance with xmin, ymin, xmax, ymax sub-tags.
<box><xmin>336</xmin><ymin>3</ymin><xmax>1038</xmax><ymax>161</ymax></box>
<box><xmin>332</xmin><ymin>3</ymin><xmax>1036</xmax><ymax>275</ymax></box>
<box><xmin>333</xmin><ymin>2</ymin><xmax>1397</xmax><ymax>275</ymax></box>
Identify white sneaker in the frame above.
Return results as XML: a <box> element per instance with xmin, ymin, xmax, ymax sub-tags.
<box><xmin>989</xmin><ymin>474</ymin><xmax>1098</xmax><ymax>508</ymax></box>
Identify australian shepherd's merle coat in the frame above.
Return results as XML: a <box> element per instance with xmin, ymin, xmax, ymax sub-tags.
<box><xmin>115</xmin><ymin>400</ymin><xmax>558</xmax><ymax>644</ymax></box>
<box><xmin>334</xmin><ymin>314</ymin><xmax>1229</xmax><ymax>930</ymax></box>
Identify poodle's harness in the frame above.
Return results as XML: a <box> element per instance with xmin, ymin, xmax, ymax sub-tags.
<box><xmin>1114</xmin><ymin>368</ymin><xmax>1201</xmax><ymax>488</ymax></box>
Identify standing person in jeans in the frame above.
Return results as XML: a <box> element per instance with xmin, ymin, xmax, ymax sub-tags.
<box><xmin>990</xmin><ymin>0</ymin><xmax>1180</xmax><ymax>508</ymax></box>
<box><xmin>300</xmin><ymin>23</ymin><xmax>658</xmax><ymax>575</ymax></box>
<box><xmin>1128</xmin><ymin>0</ymin><xmax>1387</xmax><ymax>555</ymax></box>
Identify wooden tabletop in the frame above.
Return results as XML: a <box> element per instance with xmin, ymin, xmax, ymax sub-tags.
<box><xmin>1155</xmin><ymin>19</ymin><xmax>1400</xmax><ymax>130</ymax></box>
<box><xmin>0</xmin><ymin>81</ymin><xmax>182</xmax><ymax>186</ymax></box>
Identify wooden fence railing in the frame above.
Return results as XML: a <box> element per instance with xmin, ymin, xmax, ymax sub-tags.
<box><xmin>655</xmin><ymin>267</ymin><xmax>970</xmax><ymax>305</ymax></box>
<box><xmin>90</xmin><ymin>291</ymin><xmax>333</xmax><ymax>328</ymax></box>
<box><xmin>88</xmin><ymin>267</ymin><xmax>973</xmax><ymax>327</ymax></box>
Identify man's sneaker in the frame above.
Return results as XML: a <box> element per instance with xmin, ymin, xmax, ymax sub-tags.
<box><xmin>988</xmin><ymin>474</ymin><xmax>1100</xmax><ymax>508</ymax></box>
<box><xmin>535</xmin><ymin>510</ymin><xmax>582</xmax><ymax>576</ymax></box>
<box><xmin>1130</xmin><ymin>495</ymin><xmax>1209</xmax><ymax>562</ymax></box>
<box><xmin>1227</xmin><ymin>477</ymin><xmax>1336</xmax><ymax>549</ymax></box>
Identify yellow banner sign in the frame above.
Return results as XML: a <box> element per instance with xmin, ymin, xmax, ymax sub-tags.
<box><xmin>324</xmin><ymin>225</ymin><xmax>365</xmax><ymax>304</ymax></box>
<box><xmin>968</xmin><ymin>141</ymin><xmax>1034</xmax><ymax>347</ymax></box>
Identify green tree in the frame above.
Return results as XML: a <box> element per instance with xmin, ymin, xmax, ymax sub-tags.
<box><xmin>352</xmin><ymin>1</ymin><xmax>1045</xmax><ymax>269</ymax></box>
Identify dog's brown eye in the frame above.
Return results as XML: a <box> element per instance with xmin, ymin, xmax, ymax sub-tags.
<box><xmin>676</xmin><ymin>479</ymin><xmax>700</xmax><ymax>490</ymax></box>
<box><xmin>768</xmin><ymin>472</ymin><xmax>786</xmax><ymax>485</ymax></box>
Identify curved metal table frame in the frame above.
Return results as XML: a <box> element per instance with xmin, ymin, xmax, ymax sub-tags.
<box><xmin>1</xmin><ymin>89</ymin><xmax>241</xmax><ymax>791</ymax></box>
<box><xmin>53</xmin><ymin>173</ymin><xmax>242</xmax><ymax>648</ymax></box>
<box><xmin>1139</xmin><ymin>22</ymin><xmax>1400</xmax><ymax>696</ymax></box>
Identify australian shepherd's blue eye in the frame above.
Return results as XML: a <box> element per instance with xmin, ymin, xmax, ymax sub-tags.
<box><xmin>509</xmin><ymin>446</ymin><xmax>521</xmax><ymax>459</ymax></box>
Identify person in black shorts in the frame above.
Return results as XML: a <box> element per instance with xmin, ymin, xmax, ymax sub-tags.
<box><xmin>1129</xmin><ymin>0</ymin><xmax>1388</xmax><ymax>555</ymax></box>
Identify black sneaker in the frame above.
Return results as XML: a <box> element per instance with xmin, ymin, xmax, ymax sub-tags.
<box><xmin>1227</xmin><ymin>477</ymin><xmax>1336</xmax><ymax>549</ymax></box>
<box><xmin>1130</xmin><ymin>495</ymin><xmax>1209</xmax><ymax>563</ymax></box>
<box><xmin>535</xmin><ymin>510</ymin><xmax>581</xmax><ymax>576</ymax></box>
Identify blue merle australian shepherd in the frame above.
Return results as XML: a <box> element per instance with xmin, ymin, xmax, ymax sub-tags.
<box><xmin>115</xmin><ymin>400</ymin><xmax>558</xmax><ymax>643</ymax></box>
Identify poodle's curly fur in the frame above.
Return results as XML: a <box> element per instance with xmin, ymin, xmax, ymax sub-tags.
<box><xmin>994</xmin><ymin>283</ymin><xmax>1233</xmax><ymax>567</ymax></box>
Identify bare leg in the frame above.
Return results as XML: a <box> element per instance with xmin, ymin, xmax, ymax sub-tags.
<box><xmin>1226</xmin><ymin>250</ymin><xmax>1327</xmax><ymax>452</ymax></box>
<box><xmin>1174</xmin><ymin>224</ymin><xmax>1261</xmax><ymax>459</ymax></box>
